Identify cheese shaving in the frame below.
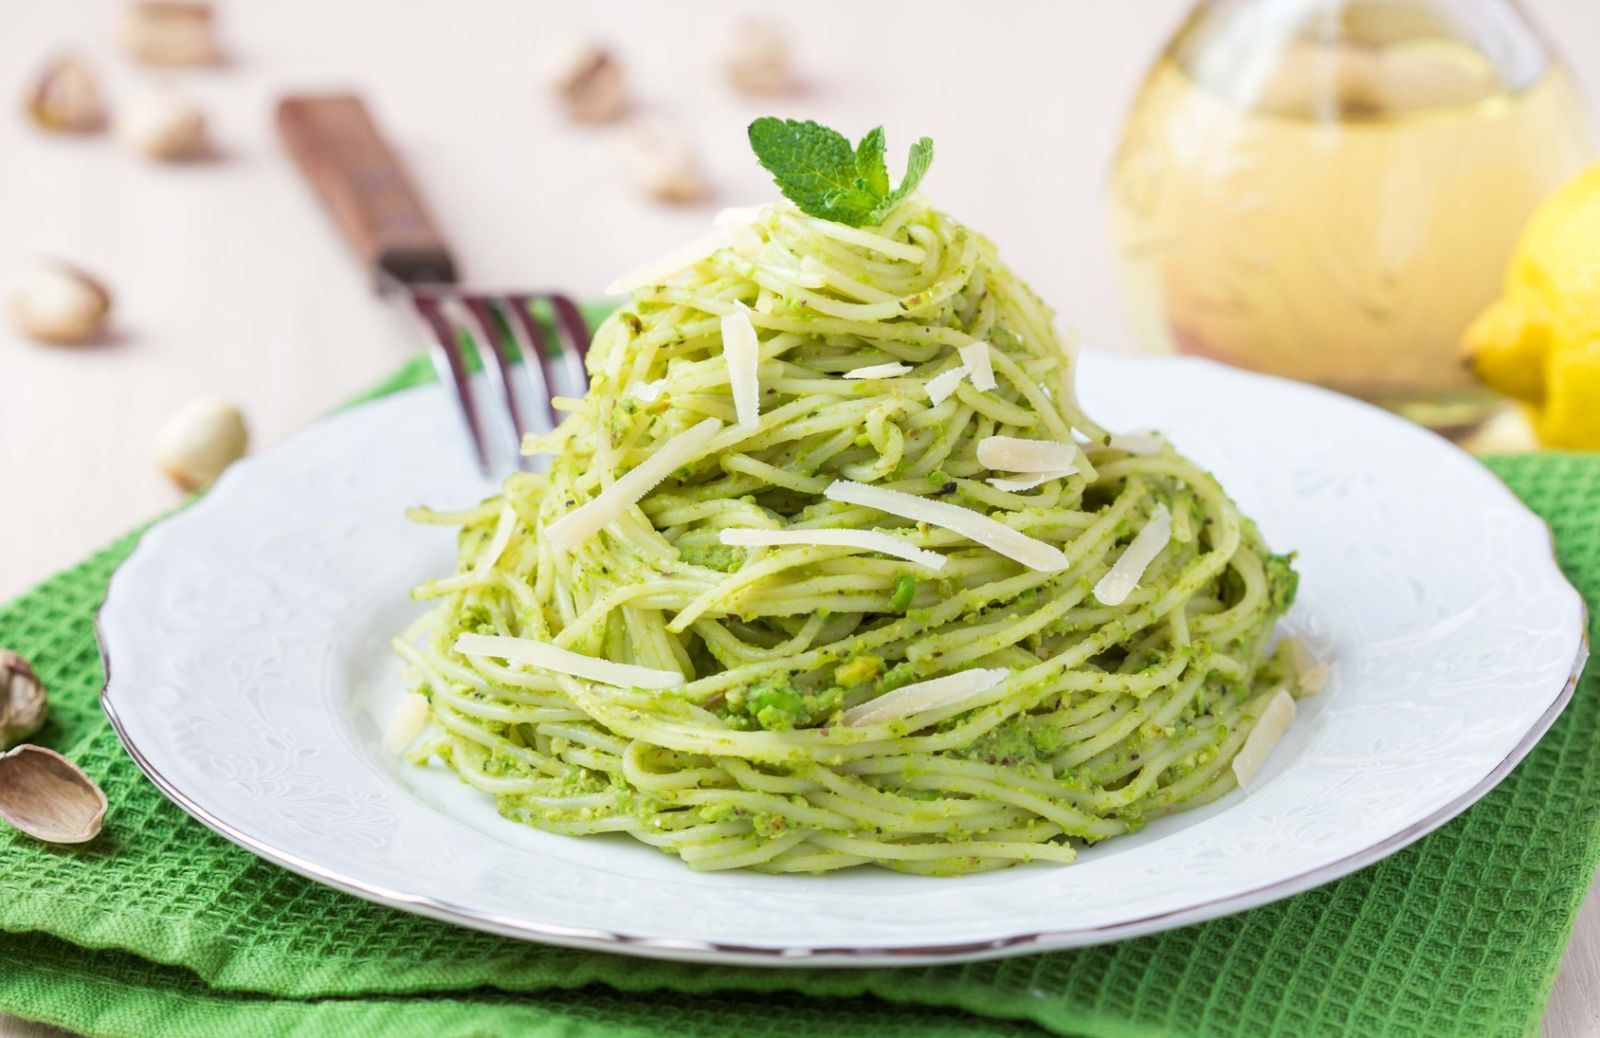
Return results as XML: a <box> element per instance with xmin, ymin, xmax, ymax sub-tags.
<box><xmin>843</xmin><ymin>362</ymin><xmax>912</xmax><ymax>380</ymax></box>
<box><xmin>959</xmin><ymin>341</ymin><xmax>996</xmax><ymax>390</ymax></box>
<box><xmin>382</xmin><ymin>693</ymin><xmax>432</xmax><ymax>755</ymax></box>
<box><xmin>986</xmin><ymin>470</ymin><xmax>1075</xmax><ymax>492</ymax></box>
<box><xmin>1107</xmin><ymin>430</ymin><xmax>1168</xmax><ymax>455</ymax></box>
<box><xmin>630</xmin><ymin>378</ymin><xmax>667</xmax><ymax>403</ymax></box>
<box><xmin>719</xmin><ymin>527</ymin><xmax>946</xmax><ymax>571</ymax></box>
<box><xmin>841</xmin><ymin>668</ymin><xmax>1011</xmax><ymax>727</ymax></box>
<box><xmin>926</xmin><ymin>365</ymin><xmax>969</xmax><ymax>405</ymax></box>
<box><xmin>715</xmin><ymin>206</ymin><xmax>765</xmax><ymax>255</ymax></box>
<box><xmin>1283</xmin><ymin>637</ymin><xmax>1330</xmax><ymax>697</ymax></box>
<box><xmin>1093</xmin><ymin>503</ymin><xmax>1172</xmax><ymax>606</ymax></box>
<box><xmin>1231</xmin><ymin>688</ymin><xmax>1297</xmax><ymax>788</ymax></box>
<box><xmin>604</xmin><ymin>229</ymin><xmax>729</xmax><ymax>295</ymax></box>
<box><xmin>546</xmin><ymin>418</ymin><xmax>722</xmax><ymax>551</ymax></box>
<box><xmin>977</xmin><ymin>436</ymin><xmax>1080</xmax><ymax>474</ymax></box>
<box><xmin>722</xmin><ymin>307</ymin><xmax>761</xmax><ymax>429</ymax></box>
<box><xmin>455</xmin><ymin>632</ymin><xmax>683</xmax><ymax>690</ymax></box>
<box><xmin>824</xmin><ymin>480</ymin><xmax>1069</xmax><ymax>572</ymax></box>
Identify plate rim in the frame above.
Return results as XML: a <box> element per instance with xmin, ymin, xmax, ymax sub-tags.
<box><xmin>96</xmin><ymin>359</ymin><xmax>1592</xmax><ymax>967</ymax></box>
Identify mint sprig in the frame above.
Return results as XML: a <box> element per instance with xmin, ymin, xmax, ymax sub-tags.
<box><xmin>747</xmin><ymin>118</ymin><xmax>933</xmax><ymax>227</ymax></box>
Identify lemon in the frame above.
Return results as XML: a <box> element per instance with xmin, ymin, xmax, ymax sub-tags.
<box><xmin>1464</xmin><ymin>161</ymin><xmax>1600</xmax><ymax>449</ymax></box>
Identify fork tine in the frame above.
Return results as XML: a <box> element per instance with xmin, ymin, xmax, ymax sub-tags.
<box><xmin>503</xmin><ymin>296</ymin><xmax>568</xmax><ymax>427</ymax></box>
<box><xmin>458</xmin><ymin>295</ymin><xmax>532</xmax><ymax>469</ymax></box>
<box><xmin>491</xmin><ymin>297</ymin><xmax>557</xmax><ymax>434</ymax></box>
<box><xmin>410</xmin><ymin>290</ymin><xmax>587</xmax><ymax>475</ymax></box>
<box><xmin>547</xmin><ymin>293</ymin><xmax>591</xmax><ymax>396</ymax></box>
<box><xmin>411</xmin><ymin>293</ymin><xmax>490</xmax><ymax>473</ymax></box>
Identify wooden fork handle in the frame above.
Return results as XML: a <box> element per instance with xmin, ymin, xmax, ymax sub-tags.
<box><xmin>276</xmin><ymin>93</ymin><xmax>458</xmax><ymax>291</ymax></box>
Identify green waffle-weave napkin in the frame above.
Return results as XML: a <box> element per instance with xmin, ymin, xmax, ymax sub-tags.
<box><xmin>0</xmin><ymin>350</ymin><xmax>1595</xmax><ymax>1038</ymax></box>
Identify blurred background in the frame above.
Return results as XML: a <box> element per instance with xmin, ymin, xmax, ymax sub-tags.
<box><xmin>5</xmin><ymin>0</ymin><xmax>1599</xmax><ymax>596</ymax></box>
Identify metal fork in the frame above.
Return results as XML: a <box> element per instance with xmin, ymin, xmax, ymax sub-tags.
<box><xmin>276</xmin><ymin>93</ymin><xmax>591</xmax><ymax>474</ymax></box>
<box><xmin>408</xmin><ymin>289</ymin><xmax>591</xmax><ymax>473</ymax></box>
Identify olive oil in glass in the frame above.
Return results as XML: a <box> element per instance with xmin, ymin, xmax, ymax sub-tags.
<box><xmin>1108</xmin><ymin>0</ymin><xmax>1592</xmax><ymax>432</ymax></box>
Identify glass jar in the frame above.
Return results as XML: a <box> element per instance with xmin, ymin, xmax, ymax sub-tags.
<box><xmin>1108</xmin><ymin>0</ymin><xmax>1593</xmax><ymax>433</ymax></box>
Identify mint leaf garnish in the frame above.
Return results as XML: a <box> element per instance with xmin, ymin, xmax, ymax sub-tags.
<box><xmin>747</xmin><ymin>118</ymin><xmax>934</xmax><ymax>227</ymax></box>
<box><xmin>870</xmin><ymin>135</ymin><xmax>933</xmax><ymax>223</ymax></box>
<box><xmin>854</xmin><ymin>126</ymin><xmax>890</xmax><ymax>199</ymax></box>
<box><xmin>746</xmin><ymin>118</ymin><xmax>873</xmax><ymax>225</ymax></box>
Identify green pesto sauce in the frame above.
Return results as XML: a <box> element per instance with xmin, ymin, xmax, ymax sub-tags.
<box><xmin>889</xmin><ymin>574</ymin><xmax>918</xmax><ymax>612</ymax></box>
<box><xmin>1265</xmin><ymin>552</ymin><xmax>1300</xmax><ymax>615</ymax></box>
<box><xmin>958</xmin><ymin>715</ymin><xmax>1062</xmax><ymax>771</ymax></box>
<box><xmin>835</xmin><ymin>653</ymin><xmax>884</xmax><ymax>687</ymax></box>
<box><xmin>679</xmin><ymin>541</ymin><xmax>744</xmax><ymax>573</ymax></box>
<box><xmin>722</xmin><ymin>676</ymin><xmax>843</xmax><ymax>731</ymax></box>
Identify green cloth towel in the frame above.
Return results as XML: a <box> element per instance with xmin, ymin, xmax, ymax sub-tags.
<box><xmin>0</xmin><ymin>352</ymin><xmax>1595</xmax><ymax>1038</ymax></box>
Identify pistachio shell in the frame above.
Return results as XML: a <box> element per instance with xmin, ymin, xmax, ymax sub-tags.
<box><xmin>23</xmin><ymin>55</ymin><xmax>105</xmax><ymax>133</ymax></box>
<box><xmin>721</xmin><ymin>20</ymin><xmax>793</xmax><ymax>96</ymax></box>
<box><xmin>618</xmin><ymin>119</ymin><xmax>703</xmax><ymax>204</ymax></box>
<box><xmin>117</xmin><ymin>1</ymin><xmax>221</xmax><ymax>67</ymax></box>
<box><xmin>0</xmin><ymin>745</ymin><xmax>106</xmax><ymax>844</ymax></box>
<box><xmin>0</xmin><ymin>649</ymin><xmax>47</xmax><ymax>749</ymax></box>
<box><xmin>118</xmin><ymin>90</ymin><xmax>209</xmax><ymax>161</ymax></box>
<box><xmin>548</xmin><ymin>40</ymin><xmax>625</xmax><ymax>123</ymax></box>
<box><xmin>5</xmin><ymin>260</ymin><xmax>112</xmax><ymax>345</ymax></box>
<box><xmin>153</xmin><ymin>398</ymin><xmax>248</xmax><ymax>491</ymax></box>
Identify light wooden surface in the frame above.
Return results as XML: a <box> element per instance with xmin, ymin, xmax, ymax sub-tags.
<box><xmin>2</xmin><ymin>1</ymin><xmax>1597</xmax><ymax>1035</ymax></box>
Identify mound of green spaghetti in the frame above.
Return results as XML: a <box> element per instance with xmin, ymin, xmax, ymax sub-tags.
<box><xmin>394</xmin><ymin>120</ymin><xmax>1305</xmax><ymax>875</ymax></box>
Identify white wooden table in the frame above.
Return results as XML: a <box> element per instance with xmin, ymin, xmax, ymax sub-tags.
<box><xmin>3</xmin><ymin>1</ymin><xmax>1597</xmax><ymax>1034</ymax></box>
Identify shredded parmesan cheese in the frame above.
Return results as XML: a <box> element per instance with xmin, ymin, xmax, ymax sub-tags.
<box><xmin>1107</xmin><ymin>430</ymin><xmax>1168</xmax><ymax>455</ymax></box>
<box><xmin>986</xmin><ymin>471</ymin><xmax>1075</xmax><ymax>492</ymax></box>
<box><xmin>977</xmin><ymin>436</ymin><xmax>1080</xmax><ymax>474</ymax></box>
<box><xmin>824</xmin><ymin>480</ymin><xmax>1069</xmax><ymax>572</ymax></box>
<box><xmin>546</xmin><ymin>418</ymin><xmax>722</xmax><ymax>551</ymax></box>
<box><xmin>926</xmin><ymin>365</ymin><xmax>969</xmax><ymax>405</ymax></box>
<box><xmin>715</xmin><ymin>206</ymin><xmax>765</xmax><ymax>255</ymax></box>
<box><xmin>382</xmin><ymin>693</ymin><xmax>431</xmax><ymax>755</ymax></box>
<box><xmin>959</xmin><ymin>341</ymin><xmax>996</xmax><ymax>390</ymax></box>
<box><xmin>604</xmin><ymin>229</ymin><xmax>729</xmax><ymax>295</ymax></box>
<box><xmin>1283</xmin><ymin>637</ymin><xmax>1331</xmax><ymax>697</ymax></box>
<box><xmin>630</xmin><ymin>378</ymin><xmax>667</xmax><ymax>403</ymax></box>
<box><xmin>1231</xmin><ymin>688</ymin><xmax>1297</xmax><ymax>788</ymax></box>
<box><xmin>841</xmin><ymin>668</ymin><xmax>1010</xmax><ymax>727</ymax></box>
<box><xmin>843</xmin><ymin>362</ymin><xmax>912</xmax><ymax>380</ymax></box>
<box><xmin>722</xmin><ymin>307</ymin><xmax>761</xmax><ymax>429</ymax></box>
<box><xmin>719</xmin><ymin>527</ymin><xmax>946</xmax><ymax>571</ymax></box>
<box><xmin>455</xmin><ymin>632</ymin><xmax>683</xmax><ymax>690</ymax></box>
<box><xmin>1093</xmin><ymin>503</ymin><xmax>1172</xmax><ymax>606</ymax></box>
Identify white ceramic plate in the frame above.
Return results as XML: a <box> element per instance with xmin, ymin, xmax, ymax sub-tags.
<box><xmin>99</xmin><ymin>354</ymin><xmax>1587</xmax><ymax>966</ymax></box>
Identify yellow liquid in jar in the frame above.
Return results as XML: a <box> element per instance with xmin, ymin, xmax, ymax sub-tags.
<box><xmin>1109</xmin><ymin>13</ymin><xmax>1592</xmax><ymax>427</ymax></box>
